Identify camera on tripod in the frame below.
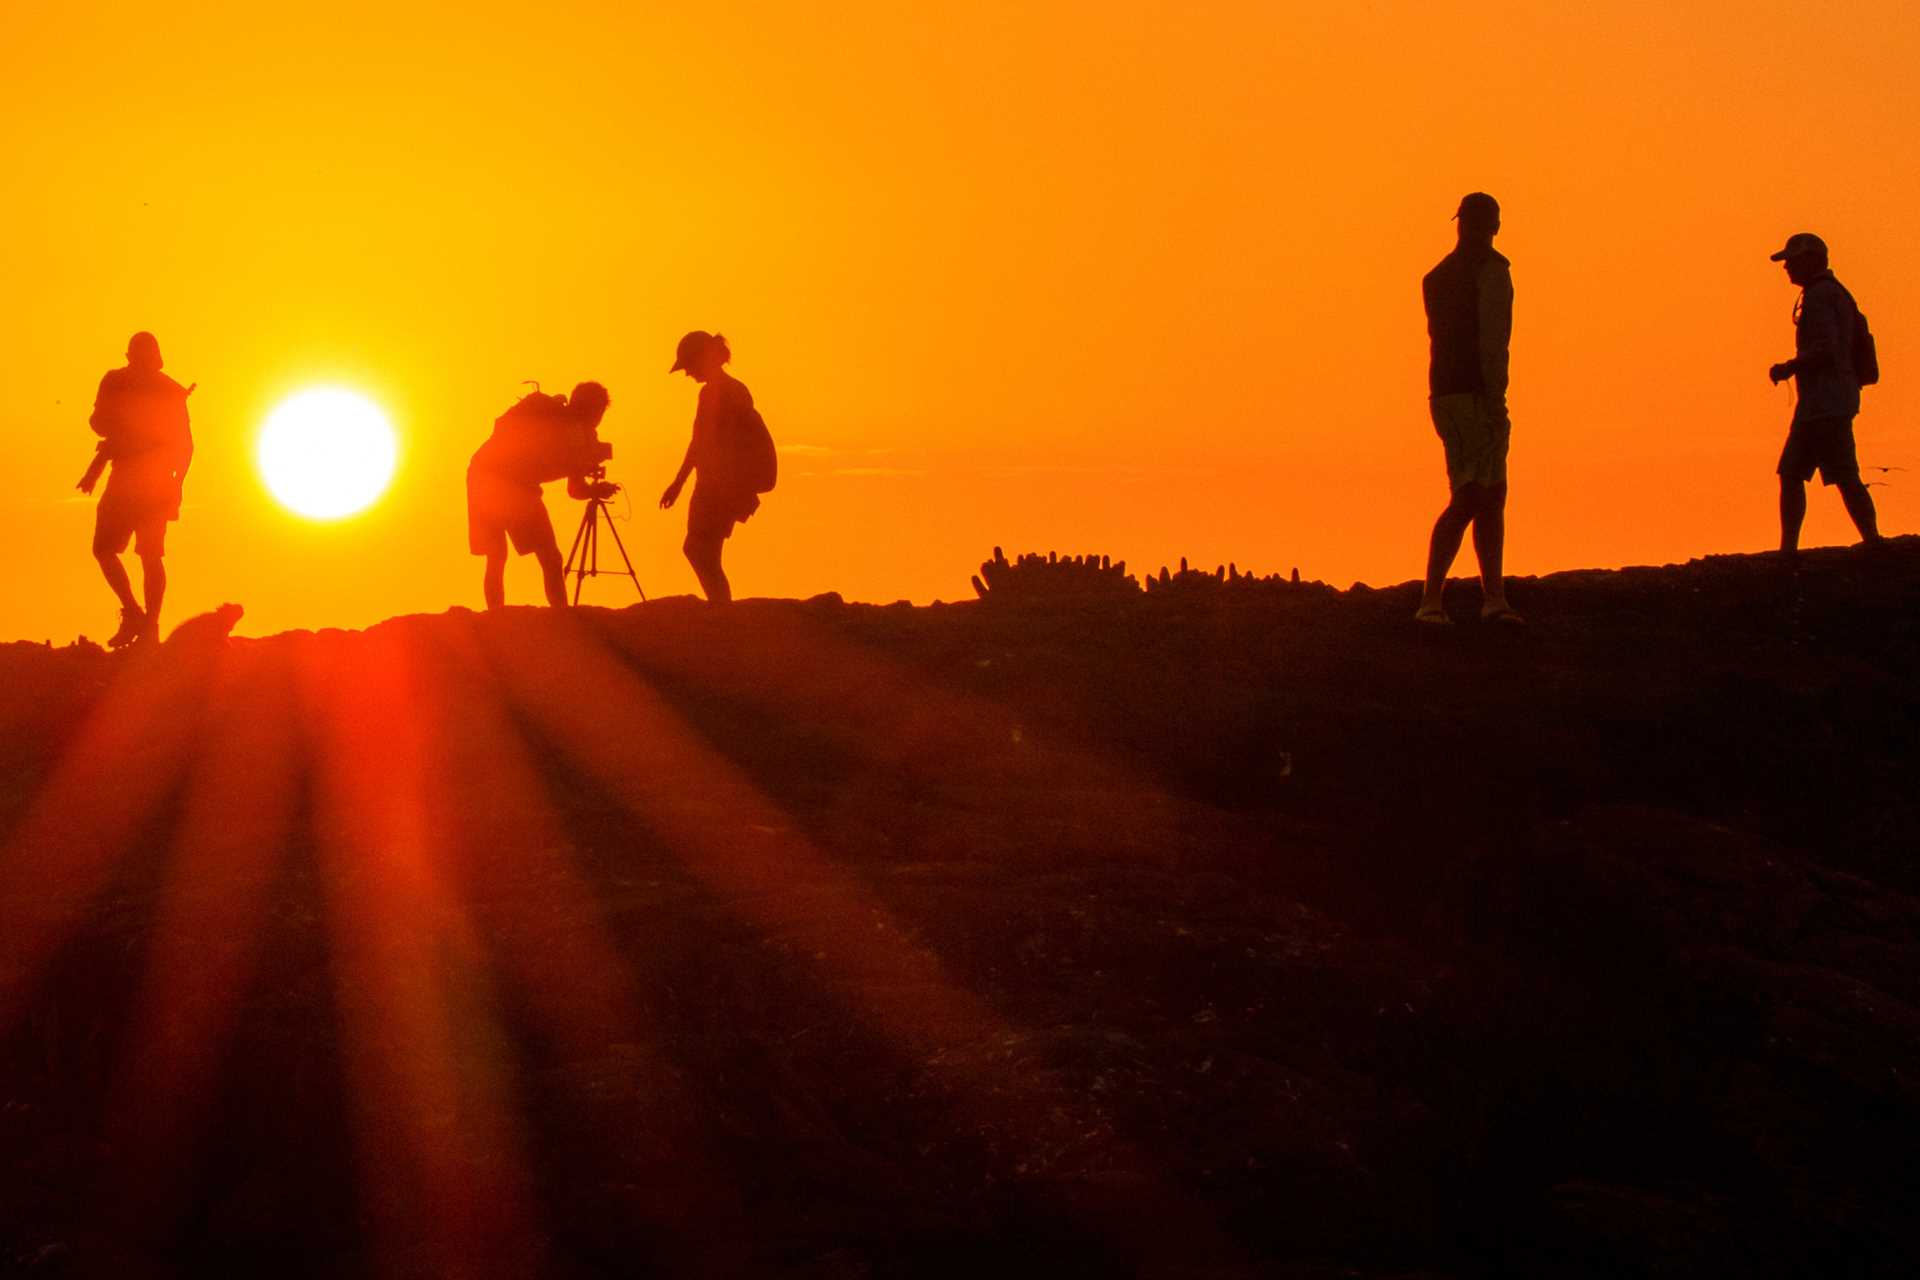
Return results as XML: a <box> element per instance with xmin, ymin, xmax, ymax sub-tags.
<box><xmin>581</xmin><ymin>441</ymin><xmax>619</xmax><ymax>501</ymax></box>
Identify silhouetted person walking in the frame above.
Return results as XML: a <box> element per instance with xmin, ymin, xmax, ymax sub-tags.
<box><xmin>1767</xmin><ymin>232</ymin><xmax>1880</xmax><ymax>553</ymax></box>
<box><xmin>79</xmin><ymin>332</ymin><xmax>193</xmax><ymax>648</ymax></box>
<box><xmin>468</xmin><ymin>382</ymin><xmax>614</xmax><ymax>609</ymax></box>
<box><xmin>1416</xmin><ymin>193</ymin><xmax>1522</xmax><ymax>626</ymax></box>
<box><xmin>661</xmin><ymin>332</ymin><xmax>775</xmax><ymax>605</ymax></box>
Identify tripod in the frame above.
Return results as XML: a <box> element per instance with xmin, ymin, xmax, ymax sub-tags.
<box><xmin>564</xmin><ymin>493</ymin><xmax>646</xmax><ymax>605</ymax></box>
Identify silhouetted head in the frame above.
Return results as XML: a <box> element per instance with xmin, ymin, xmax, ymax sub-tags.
<box><xmin>670</xmin><ymin>330</ymin><xmax>731</xmax><ymax>381</ymax></box>
<box><xmin>126</xmin><ymin>331</ymin><xmax>163</xmax><ymax>371</ymax></box>
<box><xmin>1454</xmin><ymin>192</ymin><xmax>1500</xmax><ymax>244</ymax></box>
<box><xmin>1770</xmin><ymin>231</ymin><xmax>1829</xmax><ymax>285</ymax></box>
<box><xmin>568</xmin><ymin>381</ymin><xmax>610</xmax><ymax>427</ymax></box>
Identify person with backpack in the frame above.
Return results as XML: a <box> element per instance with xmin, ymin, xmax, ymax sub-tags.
<box><xmin>1415</xmin><ymin>193</ymin><xmax>1523</xmax><ymax>626</ymax></box>
<box><xmin>467</xmin><ymin>381</ymin><xmax>614</xmax><ymax>609</ymax></box>
<box><xmin>78</xmin><ymin>331</ymin><xmax>194</xmax><ymax>648</ymax></box>
<box><xmin>1768</xmin><ymin>232</ymin><xmax>1882</xmax><ymax>553</ymax></box>
<box><xmin>660</xmin><ymin>331</ymin><xmax>775</xmax><ymax>605</ymax></box>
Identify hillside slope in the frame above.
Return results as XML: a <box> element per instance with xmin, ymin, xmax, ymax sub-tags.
<box><xmin>3</xmin><ymin>541</ymin><xmax>1918</xmax><ymax>1277</ymax></box>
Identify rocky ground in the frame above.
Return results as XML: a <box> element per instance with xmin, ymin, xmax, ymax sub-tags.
<box><xmin>2</xmin><ymin>540</ymin><xmax>1917</xmax><ymax>1278</ymax></box>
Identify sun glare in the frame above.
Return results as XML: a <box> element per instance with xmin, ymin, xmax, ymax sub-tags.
<box><xmin>258</xmin><ymin>389</ymin><xmax>398</xmax><ymax>520</ymax></box>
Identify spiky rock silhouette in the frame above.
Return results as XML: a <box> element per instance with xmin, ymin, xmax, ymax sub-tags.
<box><xmin>970</xmin><ymin>547</ymin><xmax>1140</xmax><ymax>601</ymax></box>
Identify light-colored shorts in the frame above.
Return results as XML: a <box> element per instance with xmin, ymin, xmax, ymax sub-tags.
<box><xmin>1430</xmin><ymin>393</ymin><xmax>1511</xmax><ymax>492</ymax></box>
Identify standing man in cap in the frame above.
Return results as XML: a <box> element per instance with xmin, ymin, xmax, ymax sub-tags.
<box><xmin>77</xmin><ymin>331</ymin><xmax>194</xmax><ymax>648</ymax></box>
<box><xmin>1416</xmin><ymin>192</ymin><xmax>1523</xmax><ymax>625</ymax></box>
<box><xmin>1768</xmin><ymin>232</ymin><xmax>1881</xmax><ymax>553</ymax></box>
<box><xmin>661</xmin><ymin>331</ymin><xmax>774</xmax><ymax>605</ymax></box>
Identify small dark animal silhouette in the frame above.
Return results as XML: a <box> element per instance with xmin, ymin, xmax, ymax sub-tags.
<box><xmin>164</xmin><ymin>603</ymin><xmax>244</xmax><ymax>649</ymax></box>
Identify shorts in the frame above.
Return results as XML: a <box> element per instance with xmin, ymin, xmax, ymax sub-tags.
<box><xmin>1430</xmin><ymin>393</ymin><xmax>1511</xmax><ymax>492</ymax></box>
<box><xmin>1778</xmin><ymin>416</ymin><xmax>1860</xmax><ymax>487</ymax></box>
<box><xmin>93</xmin><ymin>467</ymin><xmax>175</xmax><ymax>557</ymax></box>
<box><xmin>467</xmin><ymin>467</ymin><xmax>557</xmax><ymax>559</ymax></box>
<box><xmin>687</xmin><ymin>484</ymin><xmax>760</xmax><ymax>542</ymax></box>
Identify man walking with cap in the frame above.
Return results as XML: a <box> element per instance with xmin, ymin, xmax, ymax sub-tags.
<box><xmin>1768</xmin><ymin>232</ymin><xmax>1880</xmax><ymax>552</ymax></box>
<box><xmin>1416</xmin><ymin>192</ymin><xmax>1522</xmax><ymax>625</ymax></box>
<box><xmin>661</xmin><ymin>331</ymin><xmax>773</xmax><ymax>604</ymax></box>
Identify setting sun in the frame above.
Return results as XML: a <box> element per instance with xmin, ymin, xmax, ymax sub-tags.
<box><xmin>257</xmin><ymin>389</ymin><xmax>398</xmax><ymax>520</ymax></box>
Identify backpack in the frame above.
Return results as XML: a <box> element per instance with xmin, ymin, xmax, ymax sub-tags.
<box><xmin>491</xmin><ymin>389</ymin><xmax>589</xmax><ymax>482</ymax></box>
<box><xmin>496</xmin><ymin>388</ymin><xmax>569</xmax><ymax>434</ymax></box>
<box><xmin>1830</xmin><ymin>281</ymin><xmax>1880</xmax><ymax>387</ymax></box>
<box><xmin>734</xmin><ymin>405</ymin><xmax>778</xmax><ymax>494</ymax></box>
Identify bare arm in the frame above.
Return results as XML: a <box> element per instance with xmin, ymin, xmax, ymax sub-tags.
<box><xmin>1477</xmin><ymin>258</ymin><xmax>1513</xmax><ymax>397</ymax></box>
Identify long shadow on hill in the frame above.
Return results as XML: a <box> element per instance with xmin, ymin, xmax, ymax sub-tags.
<box><xmin>1</xmin><ymin>543</ymin><xmax>1918</xmax><ymax>1277</ymax></box>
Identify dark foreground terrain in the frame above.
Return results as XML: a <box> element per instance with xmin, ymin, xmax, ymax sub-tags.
<box><xmin>3</xmin><ymin>542</ymin><xmax>1919</xmax><ymax>1278</ymax></box>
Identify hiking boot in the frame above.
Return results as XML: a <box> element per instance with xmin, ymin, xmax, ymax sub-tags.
<box><xmin>107</xmin><ymin>605</ymin><xmax>147</xmax><ymax>649</ymax></box>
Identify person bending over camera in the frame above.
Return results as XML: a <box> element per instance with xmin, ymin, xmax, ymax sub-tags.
<box><xmin>467</xmin><ymin>381</ymin><xmax>614</xmax><ymax>609</ymax></box>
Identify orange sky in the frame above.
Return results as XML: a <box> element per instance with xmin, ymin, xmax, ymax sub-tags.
<box><xmin>3</xmin><ymin>1</ymin><xmax>1915</xmax><ymax>640</ymax></box>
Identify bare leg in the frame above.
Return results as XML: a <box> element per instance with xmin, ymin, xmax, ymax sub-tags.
<box><xmin>535</xmin><ymin>547</ymin><xmax>568</xmax><ymax>608</ymax></box>
<box><xmin>1836</xmin><ymin>478</ymin><xmax>1882</xmax><ymax>544</ymax></box>
<box><xmin>483</xmin><ymin>553</ymin><xmax>507</xmax><ymax>610</ymax></box>
<box><xmin>139</xmin><ymin>554</ymin><xmax>166</xmax><ymax>638</ymax></box>
<box><xmin>1420</xmin><ymin>485</ymin><xmax>1480</xmax><ymax>613</ymax></box>
<box><xmin>96</xmin><ymin>550</ymin><xmax>139</xmax><ymax>613</ymax></box>
<box><xmin>1779</xmin><ymin>476</ymin><xmax>1807</xmax><ymax>553</ymax></box>
<box><xmin>1471</xmin><ymin>483</ymin><xmax>1509</xmax><ymax>610</ymax></box>
<box><xmin>683</xmin><ymin>532</ymin><xmax>731</xmax><ymax>605</ymax></box>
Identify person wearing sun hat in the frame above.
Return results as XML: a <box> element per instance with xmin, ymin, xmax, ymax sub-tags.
<box><xmin>78</xmin><ymin>331</ymin><xmax>194</xmax><ymax>648</ymax></box>
<box><xmin>1766</xmin><ymin>231</ymin><xmax>1880</xmax><ymax>552</ymax></box>
<box><xmin>1415</xmin><ymin>192</ymin><xmax>1522</xmax><ymax>626</ymax></box>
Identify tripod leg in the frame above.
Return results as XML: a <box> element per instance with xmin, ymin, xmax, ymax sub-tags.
<box><xmin>565</xmin><ymin>502</ymin><xmax>592</xmax><ymax>578</ymax></box>
<box><xmin>599</xmin><ymin>511</ymin><xmax>648</xmax><ymax>602</ymax></box>
<box><xmin>574</xmin><ymin>504</ymin><xmax>592</xmax><ymax>606</ymax></box>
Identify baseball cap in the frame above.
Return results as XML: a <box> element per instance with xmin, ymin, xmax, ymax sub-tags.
<box><xmin>1454</xmin><ymin>192</ymin><xmax>1500</xmax><ymax>223</ymax></box>
<box><xmin>1769</xmin><ymin>232</ymin><xmax>1827</xmax><ymax>262</ymax></box>
<box><xmin>670</xmin><ymin>330</ymin><xmax>723</xmax><ymax>373</ymax></box>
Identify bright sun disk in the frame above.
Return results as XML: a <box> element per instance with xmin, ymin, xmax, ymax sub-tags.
<box><xmin>258</xmin><ymin>388</ymin><xmax>398</xmax><ymax>520</ymax></box>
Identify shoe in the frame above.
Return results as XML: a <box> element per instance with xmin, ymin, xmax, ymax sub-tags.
<box><xmin>1480</xmin><ymin>603</ymin><xmax>1527</xmax><ymax>626</ymax></box>
<box><xmin>107</xmin><ymin>605</ymin><xmax>147</xmax><ymax>649</ymax></box>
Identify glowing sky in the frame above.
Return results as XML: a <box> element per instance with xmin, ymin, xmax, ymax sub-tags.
<box><xmin>3</xmin><ymin>1</ymin><xmax>1915</xmax><ymax>638</ymax></box>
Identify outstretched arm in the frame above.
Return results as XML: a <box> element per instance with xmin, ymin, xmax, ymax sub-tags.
<box><xmin>660</xmin><ymin>439</ymin><xmax>696</xmax><ymax>509</ymax></box>
<box><xmin>77</xmin><ymin>443</ymin><xmax>110</xmax><ymax>494</ymax></box>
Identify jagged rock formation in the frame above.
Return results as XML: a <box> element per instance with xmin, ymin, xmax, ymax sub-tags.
<box><xmin>1144</xmin><ymin>556</ymin><xmax>1327</xmax><ymax>596</ymax></box>
<box><xmin>971</xmin><ymin>546</ymin><xmax>1141</xmax><ymax>600</ymax></box>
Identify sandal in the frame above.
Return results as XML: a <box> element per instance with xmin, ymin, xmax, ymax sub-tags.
<box><xmin>1480</xmin><ymin>603</ymin><xmax>1527</xmax><ymax>626</ymax></box>
<box><xmin>1413</xmin><ymin>606</ymin><xmax>1452</xmax><ymax>626</ymax></box>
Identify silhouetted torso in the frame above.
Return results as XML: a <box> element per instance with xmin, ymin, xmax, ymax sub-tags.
<box><xmin>92</xmin><ymin>365</ymin><xmax>191</xmax><ymax>472</ymax></box>
<box><xmin>1423</xmin><ymin>246</ymin><xmax>1512</xmax><ymax>397</ymax></box>
<box><xmin>1791</xmin><ymin>272</ymin><xmax>1861</xmax><ymax>423</ymax></box>
<box><xmin>691</xmin><ymin>371</ymin><xmax>756</xmax><ymax>487</ymax></box>
<box><xmin>91</xmin><ymin>364</ymin><xmax>192</xmax><ymax>514</ymax></box>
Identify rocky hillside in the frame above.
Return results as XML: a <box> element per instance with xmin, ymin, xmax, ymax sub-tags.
<box><xmin>2</xmin><ymin>541</ymin><xmax>1917</xmax><ymax>1277</ymax></box>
